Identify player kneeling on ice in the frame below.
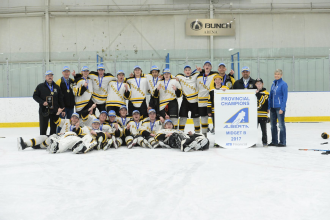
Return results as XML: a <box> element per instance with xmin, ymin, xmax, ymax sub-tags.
<box><xmin>154</xmin><ymin>119</ymin><xmax>209</xmax><ymax>152</ymax></box>
<box><xmin>125</xmin><ymin>110</ymin><xmax>152</xmax><ymax>149</ymax></box>
<box><xmin>139</xmin><ymin>109</ymin><xmax>165</xmax><ymax>149</ymax></box>
<box><xmin>86</xmin><ymin>119</ymin><xmax>116</xmax><ymax>151</ymax></box>
<box><xmin>106</xmin><ymin>110</ymin><xmax>123</xmax><ymax>148</ymax></box>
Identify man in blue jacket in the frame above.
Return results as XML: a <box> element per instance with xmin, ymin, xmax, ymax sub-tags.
<box><xmin>268</xmin><ymin>69</ymin><xmax>288</xmax><ymax>147</ymax></box>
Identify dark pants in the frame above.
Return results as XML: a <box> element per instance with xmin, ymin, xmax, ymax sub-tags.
<box><xmin>128</xmin><ymin>99</ymin><xmax>148</xmax><ymax>119</ymax></box>
<box><xmin>93</xmin><ymin>103</ymin><xmax>106</xmax><ymax>115</ymax></box>
<box><xmin>270</xmin><ymin>108</ymin><xmax>286</xmax><ymax>145</ymax></box>
<box><xmin>106</xmin><ymin>106</ymin><xmax>120</xmax><ymax>116</ymax></box>
<box><xmin>258</xmin><ymin>119</ymin><xmax>267</xmax><ymax>144</ymax></box>
<box><xmin>39</xmin><ymin>113</ymin><xmax>57</xmax><ymax>135</ymax></box>
<box><xmin>211</xmin><ymin>114</ymin><xmax>215</xmax><ymax>131</ymax></box>
<box><xmin>57</xmin><ymin>107</ymin><xmax>74</xmax><ymax>133</ymax></box>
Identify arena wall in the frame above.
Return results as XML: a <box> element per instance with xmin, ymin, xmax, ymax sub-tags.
<box><xmin>1</xmin><ymin>92</ymin><xmax>329</xmax><ymax>127</ymax></box>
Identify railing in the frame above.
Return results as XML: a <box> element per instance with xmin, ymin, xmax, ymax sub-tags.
<box><xmin>1</xmin><ymin>48</ymin><xmax>329</xmax><ymax>97</ymax></box>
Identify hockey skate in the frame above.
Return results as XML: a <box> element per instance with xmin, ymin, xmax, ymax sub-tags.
<box><xmin>159</xmin><ymin>141</ymin><xmax>171</xmax><ymax>149</ymax></box>
<box><xmin>17</xmin><ymin>137</ymin><xmax>28</xmax><ymax>151</ymax></box>
<box><xmin>181</xmin><ymin>140</ymin><xmax>197</xmax><ymax>152</ymax></box>
<box><xmin>84</xmin><ymin>141</ymin><xmax>97</xmax><ymax>153</ymax></box>
<box><xmin>152</xmin><ymin>142</ymin><xmax>160</xmax><ymax>149</ymax></box>
<box><xmin>142</xmin><ymin>139</ymin><xmax>152</xmax><ymax>149</ymax></box>
<box><xmin>195</xmin><ymin>138</ymin><xmax>209</xmax><ymax>151</ymax></box>
<box><xmin>112</xmin><ymin>136</ymin><xmax>118</xmax><ymax>149</ymax></box>
<box><xmin>48</xmin><ymin>141</ymin><xmax>59</xmax><ymax>154</ymax></box>
<box><xmin>127</xmin><ymin>138</ymin><xmax>138</xmax><ymax>149</ymax></box>
<box><xmin>72</xmin><ymin>141</ymin><xmax>87</xmax><ymax>154</ymax></box>
<box><xmin>96</xmin><ymin>136</ymin><xmax>104</xmax><ymax>150</ymax></box>
<box><xmin>103</xmin><ymin>138</ymin><xmax>113</xmax><ymax>151</ymax></box>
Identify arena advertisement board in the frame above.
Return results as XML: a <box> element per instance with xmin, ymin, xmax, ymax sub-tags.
<box><xmin>214</xmin><ymin>90</ymin><xmax>257</xmax><ymax>149</ymax></box>
<box><xmin>186</xmin><ymin>19</ymin><xmax>235</xmax><ymax>36</ymax></box>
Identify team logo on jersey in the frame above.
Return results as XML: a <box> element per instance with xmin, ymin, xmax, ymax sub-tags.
<box><xmin>225</xmin><ymin>108</ymin><xmax>249</xmax><ymax>125</ymax></box>
<box><xmin>190</xmin><ymin>20</ymin><xmax>203</xmax><ymax>31</ymax></box>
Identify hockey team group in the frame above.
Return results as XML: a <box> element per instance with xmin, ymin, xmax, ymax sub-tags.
<box><xmin>18</xmin><ymin>61</ymin><xmax>270</xmax><ymax>154</ymax></box>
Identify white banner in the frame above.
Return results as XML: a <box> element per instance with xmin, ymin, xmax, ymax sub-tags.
<box><xmin>214</xmin><ymin>90</ymin><xmax>257</xmax><ymax>149</ymax></box>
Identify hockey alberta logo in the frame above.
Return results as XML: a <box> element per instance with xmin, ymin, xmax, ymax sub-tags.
<box><xmin>224</xmin><ymin>107</ymin><xmax>249</xmax><ymax>128</ymax></box>
<box><xmin>190</xmin><ymin>20</ymin><xmax>203</xmax><ymax>31</ymax></box>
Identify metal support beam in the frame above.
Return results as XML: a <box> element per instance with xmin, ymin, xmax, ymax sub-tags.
<box><xmin>292</xmin><ymin>55</ymin><xmax>295</xmax><ymax>91</ymax></box>
<box><xmin>45</xmin><ymin>0</ymin><xmax>50</xmax><ymax>71</ymax></box>
<box><xmin>210</xmin><ymin>1</ymin><xmax>214</xmax><ymax>66</ymax></box>
<box><xmin>6</xmin><ymin>59</ymin><xmax>9</xmax><ymax>97</ymax></box>
<box><xmin>257</xmin><ymin>56</ymin><xmax>260</xmax><ymax>78</ymax></box>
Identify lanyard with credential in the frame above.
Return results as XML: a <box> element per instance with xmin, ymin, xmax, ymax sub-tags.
<box><xmin>117</xmin><ymin>81</ymin><xmax>123</xmax><ymax>91</ymax></box>
<box><xmin>222</xmin><ymin>75</ymin><xmax>227</xmax><ymax>86</ymax></box>
<box><xmin>164</xmin><ymin>79</ymin><xmax>170</xmax><ymax>92</ymax></box>
<box><xmin>150</xmin><ymin>121</ymin><xmax>155</xmax><ymax>131</ymax></box>
<box><xmin>135</xmin><ymin>77</ymin><xmax>141</xmax><ymax>91</ymax></box>
<box><xmin>153</xmin><ymin>77</ymin><xmax>158</xmax><ymax>87</ymax></box>
<box><xmin>83</xmin><ymin>77</ymin><xmax>88</xmax><ymax>89</ymax></box>
<box><xmin>244</xmin><ymin>80</ymin><xmax>249</xmax><ymax>89</ymax></box>
<box><xmin>98</xmin><ymin>76</ymin><xmax>103</xmax><ymax>88</ymax></box>
<box><xmin>47</xmin><ymin>83</ymin><xmax>54</xmax><ymax>95</ymax></box>
<box><xmin>63</xmin><ymin>77</ymin><xmax>70</xmax><ymax>92</ymax></box>
<box><xmin>203</xmin><ymin>74</ymin><xmax>208</xmax><ymax>85</ymax></box>
<box><xmin>121</xmin><ymin>117</ymin><xmax>127</xmax><ymax>126</ymax></box>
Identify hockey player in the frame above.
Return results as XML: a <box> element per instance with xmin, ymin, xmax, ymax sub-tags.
<box><xmin>106</xmin><ymin>70</ymin><xmax>131</xmax><ymax>115</ymax></box>
<box><xmin>209</xmin><ymin>63</ymin><xmax>235</xmax><ymax>90</ymax></box>
<box><xmin>124</xmin><ymin>110</ymin><xmax>151</xmax><ymax>149</ymax></box>
<box><xmin>255</xmin><ymin>78</ymin><xmax>269</xmax><ymax>147</ymax></box>
<box><xmin>153</xmin><ymin>68</ymin><xmax>182</xmax><ymax>129</ymax></box>
<box><xmin>154</xmin><ymin>119</ymin><xmax>209</xmax><ymax>152</ymax></box>
<box><xmin>126</xmin><ymin>66</ymin><xmax>149</xmax><ymax>118</ymax></box>
<box><xmin>115</xmin><ymin>105</ymin><xmax>131</xmax><ymax>146</ymax></box>
<box><xmin>73</xmin><ymin>66</ymin><xmax>94</xmax><ymax>114</ymax></box>
<box><xmin>86</xmin><ymin>119</ymin><xmax>115</xmax><ymax>151</ymax></box>
<box><xmin>146</xmin><ymin>65</ymin><xmax>161</xmax><ymax>115</ymax></box>
<box><xmin>196</xmin><ymin>61</ymin><xmax>219</xmax><ymax>137</ymax></box>
<box><xmin>139</xmin><ymin>109</ymin><xmax>164</xmax><ymax>148</ymax></box>
<box><xmin>207</xmin><ymin>75</ymin><xmax>229</xmax><ymax>135</ymax></box>
<box><xmin>107</xmin><ymin>110</ymin><xmax>123</xmax><ymax>148</ymax></box>
<box><xmin>176</xmin><ymin>65</ymin><xmax>200</xmax><ymax>133</ymax></box>
<box><xmin>72</xmin><ymin>64</ymin><xmax>115</xmax><ymax>114</ymax></box>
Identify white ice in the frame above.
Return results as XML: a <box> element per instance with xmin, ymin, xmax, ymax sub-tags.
<box><xmin>0</xmin><ymin>123</ymin><xmax>330</xmax><ymax>220</ymax></box>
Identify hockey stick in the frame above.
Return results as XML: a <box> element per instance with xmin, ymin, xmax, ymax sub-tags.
<box><xmin>0</xmin><ymin>137</ymin><xmax>5</xmax><ymax>138</ymax></box>
<box><xmin>299</xmin><ymin>149</ymin><xmax>330</xmax><ymax>152</ymax></box>
<box><xmin>321</xmin><ymin>142</ymin><xmax>328</xmax><ymax>145</ymax></box>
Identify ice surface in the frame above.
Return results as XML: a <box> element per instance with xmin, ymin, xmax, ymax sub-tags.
<box><xmin>0</xmin><ymin>123</ymin><xmax>330</xmax><ymax>220</ymax></box>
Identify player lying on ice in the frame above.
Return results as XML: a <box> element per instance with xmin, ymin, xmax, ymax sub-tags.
<box><xmin>18</xmin><ymin>108</ymin><xmax>83</xmax><ymax>151</ymax></box>
<box><xmin>17</xmin><ymin>109</ymin><xmax>98</xmax><ymax>154</ymax></box>
<box><xmin>154</xmin><ymin>119</ymin><xmax>209</xmax><ymax>152</ymax></box>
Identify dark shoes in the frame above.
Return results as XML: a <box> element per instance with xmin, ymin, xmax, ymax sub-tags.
<box><xmin>268</xmin><ymin>143</ymin><xmax>286</xmax><ymax>147</ymax></box>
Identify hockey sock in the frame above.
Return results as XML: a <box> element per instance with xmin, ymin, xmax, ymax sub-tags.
<box><xmin>201</xmin><ymin>116</ymin><xmax>208</xmax><ymax>134</ymax></box>
<box><xmin>179</xmin><ymin>117</ymin><xmax>187</xmax><ymax>131</ymax></box>
<box><xmin>193</xmin><ymin>118</ymin><xmax>201</xmax><ymax>133</ymax></box>
<box><xmin>170</xmin><ymin>117</ymin><xmax>178</xmax><ymax>129</ymax></box>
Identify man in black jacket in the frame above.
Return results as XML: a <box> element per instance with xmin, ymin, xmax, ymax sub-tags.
<box><xmin>55</xmin><ymin>66</ymin><xmax>75</xmax><ymax>119</ymax></box>
<box><xmin>233</xmin><ymin>66</ymin><xmax>257</xmax><ymax>90</ymax></box>
<box><xmin>33</xmin><ymin>70</ymin><xmax>64</xmax><ymax>135</ymax></box>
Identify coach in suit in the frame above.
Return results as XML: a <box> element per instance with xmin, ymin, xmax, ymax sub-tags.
<box><xmin>33</xmin><ymin>71</ymin><xmax>64</xmax><ymax>135</ymax></box>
